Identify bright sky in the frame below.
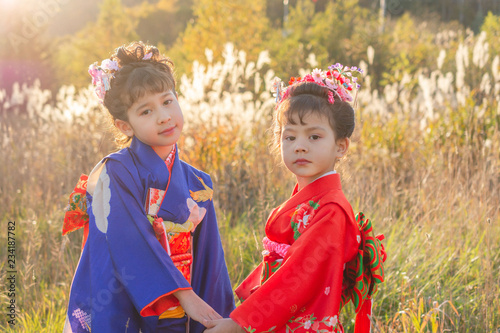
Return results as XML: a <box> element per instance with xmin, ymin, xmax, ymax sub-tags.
<box><xmin>0</xmin><ymin>0</ymin><xmax>17</xmax><ymax>7</ymax></box>
<box><xmin>0</xmin><ymin>0</ymin><xmax>99</xmax><ymax>38</ymax></box>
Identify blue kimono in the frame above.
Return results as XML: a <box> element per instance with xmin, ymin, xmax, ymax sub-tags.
<box><xmin>63</xmin><ymin>137</ymin><xmax>234</xmax><ymax>332</ymax></box>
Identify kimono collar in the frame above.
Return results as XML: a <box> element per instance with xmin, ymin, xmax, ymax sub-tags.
<box><xmin>266</xmin><ymin>173</ymin><xmax>342</xmax><ymax>224</ymax></box>
<box><xmin>270</xmin><ymin>173</ymin><xmax>343</xmax><ymax>222</ymax></box>
<box><xmin>291</xmin><ymin>173</ymin><xmax>342</xmax><ymax>198</ymax></box>
<box><xmin>129</xmin><ymin>137</ymin><xmax>178</xmax><ymax>186</ymax></box>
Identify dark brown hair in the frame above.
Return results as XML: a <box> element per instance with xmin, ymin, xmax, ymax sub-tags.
<box><xmin>100</xmin><ymin>41</ymin><xmax>176</xmax><ymax>146</ymax></box>
<box><xmin>271</xmin><ymin>82</ymin><xmax>355</xmax><ymax>154</ymax></box>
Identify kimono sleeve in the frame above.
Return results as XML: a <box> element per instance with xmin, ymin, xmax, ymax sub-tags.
<box><xmin>230</xmin><ymin>203</ymin><xmax>353</xmax><ymax>331</ymax></box>
<box><xmin>93</xmin><ymin>159</ymin><xmax>191</xmax><ymax>317</ymax></box>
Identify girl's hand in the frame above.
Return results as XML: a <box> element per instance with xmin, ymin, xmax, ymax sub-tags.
<box><xmin>204</xmin><ymin>318</ymin><xmax>245</xmax><ymax>333</ymax></box>
<box><xmin>173</xmin><ymin>289</ymin><xmax>222</xmax><ymax>324</ymax></box>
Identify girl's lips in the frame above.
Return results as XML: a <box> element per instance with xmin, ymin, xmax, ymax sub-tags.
<box><xmin>294</xmin><ymin>158</ymin><xmax>311</xmax><ymax>165</ymax></box>
<box><xmin>159</xmin><ymin>126</ymin><xmax>175</xmax><ymax>135</ymax></box>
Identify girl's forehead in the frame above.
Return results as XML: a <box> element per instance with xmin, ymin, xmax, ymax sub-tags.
<box><xmin>132</xmin><ymin>89</ymin><xmax>175</xmax><ymax>103</ymax></box>
<box><xmin>128</xmin><ymin>90</ymin><xmax>175</xmax><ymax>111</ymax></box>
<box><xmin>283</xmin><ymin>111</ymin><xmax>329</xmax><ymax>126</ymax></box>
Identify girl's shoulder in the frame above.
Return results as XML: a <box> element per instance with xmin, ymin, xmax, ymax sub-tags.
<box><xmin>318</xmin><ymin>188</ymin><xmax>351</xmax><ymax>210</ymax></box>
<box><xmin>313</xmin><ymin>189</ymin><xmax>355</xmax><ymax>225</ymax></box>
<box><xmin>101</xmin><ymin>146</ymin><xmax>145</xmax><ymax>176</ymax></box>
<box><xmin>104</xmin><ymin>146</ymin><xmax>134</xmax><ymax>164</ymax></box>
<box><xmin>85</xmin><ymin>148</ymin><xmax>136</xmax><ymax>195</ymax></box>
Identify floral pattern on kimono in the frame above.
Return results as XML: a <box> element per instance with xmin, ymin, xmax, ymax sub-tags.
<box><xmin>231</xmin><ymin>174</ymin><xmax>360</xmax><ymax>333</ymax></box>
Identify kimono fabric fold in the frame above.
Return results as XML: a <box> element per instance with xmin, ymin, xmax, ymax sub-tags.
<box><xmin>231</xmin><ymin>174</ymin><xmax>360</xmax><ymax>332</ymax></box>
<box><xmin>63</xmin><ymin>137</ymin><xmax>234</xmax><ymax>332</ymax></box>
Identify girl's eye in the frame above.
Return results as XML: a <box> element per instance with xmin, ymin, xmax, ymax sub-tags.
<box><xmin>141</xmin><ymin>109</ymin><xmax>152</xmax><ymax>116</ymax></box>
<box><xmin>284</xmin><ymin>136</ymin><xmax>295</xmax><ymax>141</ymax></box>
<box><xmin>310</xmin><ymin>135</ymin><xmax>320</xmax><ymax>140</ymax></box>
<box><xmin>164</xmin><ymin>99</ymin><xmax>172</xmax><ymax>105</ymax></box>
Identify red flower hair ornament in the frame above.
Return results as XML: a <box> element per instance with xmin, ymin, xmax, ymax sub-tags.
<box><xmin>271</xmin><ymin>63</ymin><xmax>363</xmax><ymax>107</ymax></box>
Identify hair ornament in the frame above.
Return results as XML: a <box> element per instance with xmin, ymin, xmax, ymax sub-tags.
<box><xmin>273</xmin><ymin>63</ymin><xmax>363</xmax><ymax>107</ymax></box>
<box><xmin>143</xmin><ymin>52</ymin><xmax>153</xmax><ymax>60</ymax></box>
<box><xmin>271</xmin><ymin>76</ymin><xmax>285</xmax><ymax>102</ymax></box>
<box><xmin>88</xmin><ymin>59</ymin><xmax>119</xmax><ymax>103</ymax></box>
<box><xmin>101</xmin><ymin>59</ymin><xmax>119</xmax><ymax>72</ymax></box>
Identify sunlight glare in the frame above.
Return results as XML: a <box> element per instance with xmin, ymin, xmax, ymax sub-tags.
<box><xmin>0</xmin><ymin>0</ymin><xmax>22</xmax><ymax>16</ymax></box>
<box><xmin>0</xmin><ymin>0</ymin><xmax>18</xmax><ymax>8</ymax></box>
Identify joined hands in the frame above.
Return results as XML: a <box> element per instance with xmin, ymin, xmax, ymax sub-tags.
<box><xmin>203</xmin><ymin>318</ymin><xmax>245</xmax><ymax>333</ymax></box>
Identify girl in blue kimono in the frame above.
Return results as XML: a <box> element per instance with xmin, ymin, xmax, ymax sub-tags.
<box><xmin>62</xmin><ymin>41</ymin><xmax>235</xmax><ymax>332</ymax></box>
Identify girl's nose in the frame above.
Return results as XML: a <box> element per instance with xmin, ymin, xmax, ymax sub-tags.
<box><xmin>158</xmin><ymin>108</ymin><xmax>171</xmax><ymax>124</ymax></box>
<box><xmin>294</xmin><ymin>140</ymin><xmax>307</xmax><ymax>153</ymax></box>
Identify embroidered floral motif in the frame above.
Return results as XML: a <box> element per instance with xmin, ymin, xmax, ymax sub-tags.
<box><xmin>286</xmin><ymin>313</ymin><xmax>341</xmax><ymax>332</ymax></box>
<box><xmin>324</xmin><ymin>286</ymin><xmax>330</xmax><ymax>295</ymax></box>
<box><xmin>327</xmin><ymin>315</ymin><xmax>338</xmax><ymax>327</ymax></box>
<box><xmin>244</xmin><ymin>325</ymin><xmax>276</xmax><ymax>333</ymax></box>
<box><xmin>290</xmin><ymin>200</ymin><xmax>320</xmax><ymax>240</ymax></box>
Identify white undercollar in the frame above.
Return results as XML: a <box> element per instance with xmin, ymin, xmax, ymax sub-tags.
<box><xmin>314</xmin><ymin>170</ymin><xmax>337</xmax><ymax>182</ymax></box>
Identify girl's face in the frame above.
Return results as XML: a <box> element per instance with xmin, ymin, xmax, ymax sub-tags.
<box><xmin>115</xmin><ymin>90</ymin><xmax>184</xmax><ymax>160</ymax></box>
<box><xmin>281</xmin><ymin>112</ymin><xmax>349</xmax><ymax>190</ymax></box>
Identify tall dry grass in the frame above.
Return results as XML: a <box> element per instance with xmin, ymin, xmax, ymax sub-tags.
<box><xmin>0</xmin><ymin>37</ymin><xmax>499</xmax><ymax>332</ymax></box>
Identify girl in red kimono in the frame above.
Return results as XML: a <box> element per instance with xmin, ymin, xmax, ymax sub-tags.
<box><xmin>205</xmin><ymin>65</ymin><xmax>385</xmax><ymax>333</ymax></box>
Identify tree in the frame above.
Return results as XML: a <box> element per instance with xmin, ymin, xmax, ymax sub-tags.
<box><xmin>265</xmin><ymin>0</ymin><xmax>378</xmax><ymax>81</ymax></box>
<box><xmin>54</xmin><ymin>0</ymin><xmax>139</xmax><ymax>87</ymax></box>
<box><xmin>481</xmin><ymin>11</ymin><xmax>500</xmax><ymax>57</ymax></box>
<box><xmin>265</xmin><ymin>0</ymin><xmax>324</xmax><ymax>79</ymax></box>
<box><xmin>133</xmin><ymin>0</ymin><xmax>193</xmax><ymax>48</ymax></box>
<box><xmin>167</xmin><ymin>0</ymin><xmax>270</xmax><ymax>74</ymax></box>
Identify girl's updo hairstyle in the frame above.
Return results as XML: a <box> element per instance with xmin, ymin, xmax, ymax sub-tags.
<box><xmin>271</xmin><ymin>81</ymin><xmax>355</xmax><ymax>154</ymax></box>
<box><xmin>103</xmin><ymin>41</ymin><xmax>176</xmax><ymax>122</ymax></box>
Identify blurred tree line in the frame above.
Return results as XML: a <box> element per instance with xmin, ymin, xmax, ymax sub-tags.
<box><xmin>1</xmin><ymin>0</ymin><xmax>499</xmax><ymax>92</ymax></box>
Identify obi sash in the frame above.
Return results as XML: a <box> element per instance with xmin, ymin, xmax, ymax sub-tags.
<box><xmin>146</xmin><ymin>187</ymin><xmax>199</xmax><ymax>319</ymax></box>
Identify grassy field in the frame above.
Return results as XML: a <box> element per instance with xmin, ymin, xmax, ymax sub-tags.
<box><xmin>1</xmin><ymin>42</ymin><xmax>499</xmax><ymax>332</ymax></box>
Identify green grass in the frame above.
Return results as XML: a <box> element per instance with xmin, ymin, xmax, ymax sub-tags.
<box><xmin>1</xmin><ymin>68</ymin><xmax>499</xmax><ymax>332</ymax></box>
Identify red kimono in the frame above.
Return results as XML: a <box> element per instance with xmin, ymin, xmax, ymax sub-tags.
<box><xmin>231</xmin><ymin>173</ymin><xmax>361</xmax><ymax>332</ymax></box>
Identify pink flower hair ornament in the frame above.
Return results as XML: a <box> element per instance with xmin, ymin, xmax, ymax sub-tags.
<box><xmin>271</xmin><ymin>63</ymin><xmax>363</xmax><ymax>107</ymax></box>
<box><xmin>88</xmin><ymin>59</ymin><xmax>120</xmax><ymax>103</ymax></box>
<box><xmin>88</xmin><ymin>52</ymin><xmax>154</xmax><ymax>103</ymax></box>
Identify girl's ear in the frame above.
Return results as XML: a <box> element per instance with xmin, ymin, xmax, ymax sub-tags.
<box><xmin>336</xmin><ymin>137</ymin><xmax>350</xmax><ymax>158</ymax></box>
<box><xmin>115</xmin><ymin>119</ymin><xmax>134</xmax><ymax>137</ymax></box>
